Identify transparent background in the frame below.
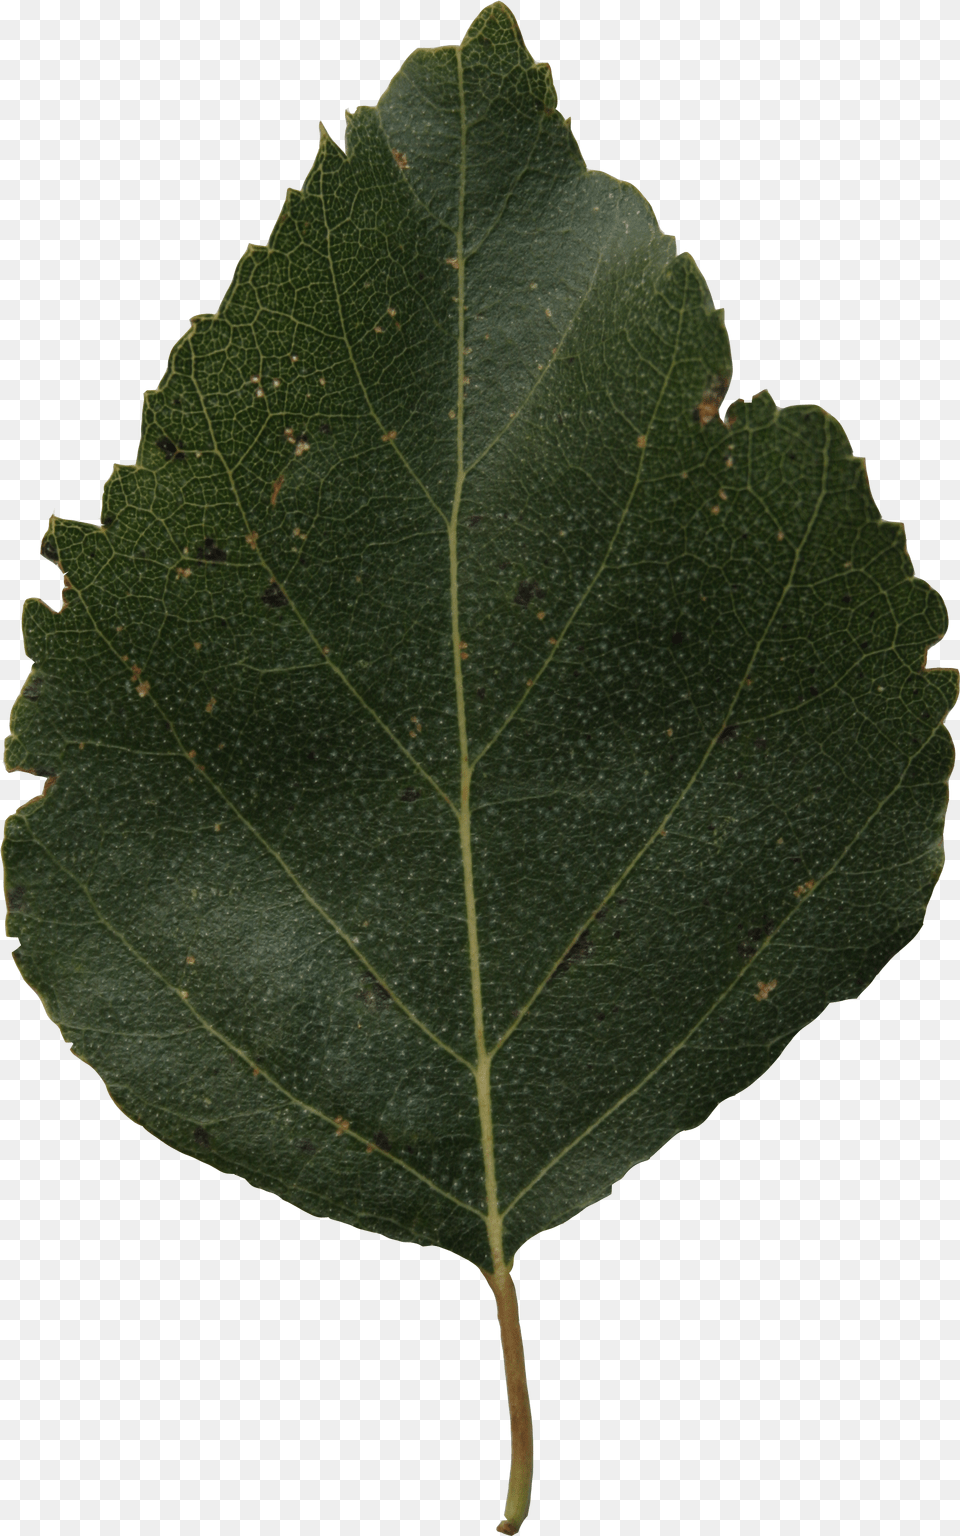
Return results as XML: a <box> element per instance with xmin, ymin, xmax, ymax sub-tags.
<box><xmin>1</xmin><ymin>2</ymin><xmax>957</xmax><ymax>1533</ymax></box>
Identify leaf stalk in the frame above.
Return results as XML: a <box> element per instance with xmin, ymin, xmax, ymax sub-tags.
<box><xmin>483</xmin><ymin>1264</ymin><xmax>534</xmax><ymax>1534</ymax></box>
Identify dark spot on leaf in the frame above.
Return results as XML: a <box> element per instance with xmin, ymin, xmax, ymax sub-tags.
<box><xmin>22</xmin><ymin>675</ymin><xmax>42</xmax><ymax>701</ymax></box>
<box><xmin>671</xmin><ymin>631</ymin><xmax>685</xmax><ymax>646</ymax></box>
<box><xmin>201</xmin><ymin>537</ymin><xmax>227</xmax><ymax>563</ymax></box>
<box><xmin>514</xmin><ymin>580</ymin><xmax>544</xmax><ymax>608</ymax></box>
<box><xmin>361</xmin><ymin>977</ymin><xmax>392</xmax><ymax>1010</ymax></box>
<box><xmin>299</xmin><ymin>1141</ymin><xmax>316</xmax><ymax>1154</ymax></box>
<box><xmin>262</xmin><ymin>583</ymin><xmax>288</xmax><ymax>608</ymax></box>
<box><xmin>40</xmin><ymin>536</ymin><xmax>60</xmax><ymax>564</ymax></box>
<box><xmin>477</xmin><ymin>687</ymin><xmax>486</xmax><ymax>700</ymax></box>
<box><xmin>737</xmin><ymin>918</ymin><xmax>774</xmax><ymax>958</ymax></box>
<box><xmin>553</xmin><ymin>931</ymin><xmax>592</xmax><ymax>978</ymax></box>
<box><xmin>157</xmin><ymin>436</ymin><xmax>184</xmax><ymax>462</ymax></box>
<box><xmin>840</xmin><ymin>595</ymin><xmax>852</xmax><ymax>605</ymax></box>
<box><xmin>6</xmin><ymin>885</ymin><xmax>26</xmax><ymax>912</ymax></box>
<box><xmin>754</xmin><ymin>737</ymin><xmax>767</xmax><ymax>751</ymax></box>
<box><xmin>373</xmin><ymin>1130</ymin><xmax>391</xmax><ymax>1151</ymax></box>
<box><xmin>316</xmin><ymin>422</ymin><xmax>331</xmax><ymax>435</ymax></box>
<box><xmin>717</xmin><ymin>724</ymin><xmax>738</xmax><ymax>745</ymax></box>
<box><xmin>398</xmin><ymin>788</ymin><xmax>421</xmax><ymax>803</ymax></box>
<box><xmin>194</xmin><ymin>1126</ymin><xmax>210</xmax><ymax>1146</ymax></box>
<box><xmin>468</xmin><ymin>515</ymin><xmax>483</xmax><ymax>527</ymax></box>
<box><xmin>171</xmin><ymin>397</ymin><xmax>182</xmax><ymax>407</ymax></box>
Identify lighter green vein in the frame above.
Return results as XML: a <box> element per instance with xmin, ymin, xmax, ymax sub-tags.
<box><xmin>470</xmin><ymin>260</ymin><xmax>691</xmax><ymax>774</ymax></box>
<box><xmin>463</xmin><ymin>240</ymin><xmax>605</xmax><ymax>479</ymax></box>
<box><xmin>314</xmin><ymin>156</ymin><xmax>449</xmax><ymax>530</ymax></box>
<box><xmin>461</xmin><ymin>101</ymin><xmax>547</xmax><ymax>262</ymax></box>
<box><xmin>183</xmin><ymin>340</ymin><xmax>457</xmax><ymax>821</ymax></box>
<box><xmin>21</xmin><ymin>824</ymin><xmax>483</xmax><ymax>1219</ymax></box>
<box><xmin>490</xmin><ymin>404</ymin><xmax>830</xmax><ymax>1059</ymax></box>
<box><xmin>53</xmin><ymin>577</ymin><xmax>472</xmax><ymax>1073</ymax></box>
<box><xmin>500</xmin><ymin>721</ymin><xmax>940</xmax><ymax>1219</ymax></box>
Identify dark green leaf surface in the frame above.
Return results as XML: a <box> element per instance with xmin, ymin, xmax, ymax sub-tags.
<box><xmin>4</xmin><ymin>4</ymin><xmax>955</xmax><ymax>1272</ymax></box>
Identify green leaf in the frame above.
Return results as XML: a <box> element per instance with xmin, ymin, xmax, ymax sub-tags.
<box><xmin>3</xmin><ymin>6</ymin><xmax>955</xmax><ymax>1526</ymax></box>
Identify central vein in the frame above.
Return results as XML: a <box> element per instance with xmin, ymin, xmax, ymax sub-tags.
<box><xmin>451</xmin><ymin>45</ymin><xmax>504</xmax><ymax>1272</ymax></box>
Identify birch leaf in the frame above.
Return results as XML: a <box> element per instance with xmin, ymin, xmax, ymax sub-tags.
<box><xmin>4</xmin><ymin>6</ymin><xmax>954</xmax><ymax>1530</ymax></box>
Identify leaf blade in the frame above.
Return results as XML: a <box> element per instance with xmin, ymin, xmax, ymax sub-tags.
<box><xmin>4</xmin><ymin>5</ymin><xmax>955</xmax><ymax>1278</ymax></box>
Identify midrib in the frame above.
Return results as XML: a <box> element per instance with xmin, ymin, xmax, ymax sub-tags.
<box><xmin>451</xmin><ymin>45</ymin><xmax>505</xmax><ymax>1273</ymax></box>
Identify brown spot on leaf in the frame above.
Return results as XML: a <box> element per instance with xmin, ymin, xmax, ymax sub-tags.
<box><xmin>696</xmin><ymin>375</ymin><xmax>730</xmax><ymax>426</ymax></box>
<box><xmin>391</xmin><ymin>148</ymin><xmax>409</xmax><ymax>170</ymax></box>
<box><xmin>271</xmin><ymin>475</ymin><xmax>284</xmax><ymax>507</ymax></box>
<box><xmin>754</xmin><ymin>979</ymin><xmax>777</xmax><ymax>1003</ymax></box>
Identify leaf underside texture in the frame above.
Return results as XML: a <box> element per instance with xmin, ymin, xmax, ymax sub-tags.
<box><xmin>4</xmin><ymin>3</ymin><xmax>955</xmax><ymax>1272</ymax></box>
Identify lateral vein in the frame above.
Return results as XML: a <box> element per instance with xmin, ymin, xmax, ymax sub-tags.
<box><xmin>182</xmin><ymin>344</ymin><xmax>457</xmax><ymax>820</ymax></box>
<box><xmin>470</xmin><ymin>258</ymin><xmax>690</xmax><ymax>773</ymax></box>
<box><xmin>19</xmin><ymin>824</ymin><xmax>485</xmax><ymax>1220</ymax></box>
<box><xmin>500</xmin><ymin>722</ymin><xmax>939</xmax><ymax>1219</ymax></box>
<box><xmin>490</xmin><ymin>406</ymin><xmax>829</xmax><ymax>1059</ymax></box>
<box><xmin>47</xmin><ymin>576</ymin><xmax>473</xmax><ymax>1073</ymax></box>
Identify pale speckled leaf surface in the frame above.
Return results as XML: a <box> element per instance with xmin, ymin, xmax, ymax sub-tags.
<box><xmin>4</xmin><ymin>4</ymin><xmax>955</xmax><ymax>1272</ymax></box>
